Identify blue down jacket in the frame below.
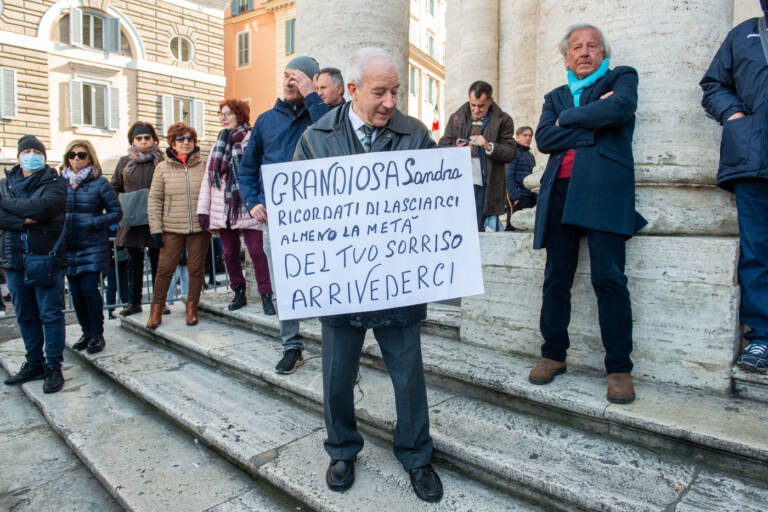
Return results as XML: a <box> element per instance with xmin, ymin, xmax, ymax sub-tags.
<box><xmin>65</xmin><ymin>172</ymin><xmax>123</xmax><ymax>275</ymax></box>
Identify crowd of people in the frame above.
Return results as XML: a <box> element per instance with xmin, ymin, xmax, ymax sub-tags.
<box><xmin>2</xmin><ymin>7</ymin><xmax>768</xmax><ymax>502</ymax></box>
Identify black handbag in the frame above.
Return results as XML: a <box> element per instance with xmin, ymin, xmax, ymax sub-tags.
<box><xmin>22</xmin><ymin>228</ymin><xmax>66</xmax><ymax>288</ymax></box>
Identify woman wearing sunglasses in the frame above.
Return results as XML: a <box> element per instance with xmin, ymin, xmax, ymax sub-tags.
<box><xmin>197</xmin><ymin>99</ymin><xmax>275</xmax><ymax>314</ymax></box>
<box><xmin>60</xmin><ymin>140</ymin><xmax>123</xmax><ymax>354</ymax></box>
<box><xmin>146</xmin><ymin>122</ymin><xmax>210</xmax><ymax>329</ymax></box>
<box><xmin>112</xmin><ymin>122</ymin><xmax>164</xmax><ymax>316</ymax></box>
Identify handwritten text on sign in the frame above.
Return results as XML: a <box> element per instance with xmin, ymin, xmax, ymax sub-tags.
<box><xmin>261</xmin><ymin>146</ymin><xmax>483</xmax><ymax>320</ymax></box>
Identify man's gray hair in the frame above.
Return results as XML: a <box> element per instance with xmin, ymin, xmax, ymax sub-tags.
<box><xmin>558</xmin><ymin>23</ymin><xmax>612</xmax><ymax>59</ymax></box>
<box><xmin>345</xmin><ymin>47</ymin><xmax>397</xmax><ymax>87</ymax></box>
<box><xmin>319</xmin><ymin>67</ymin><xmax>344</xmax><ymax>88</ymax></box>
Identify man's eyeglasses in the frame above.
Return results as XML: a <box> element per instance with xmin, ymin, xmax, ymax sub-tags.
<box><xmin>67</xmin><ymin>151</ymin><xmax>89</xmax><ymax>160</ymax></box>
<box><xmin>175</xmin><ymin>135</ymin><xmax>195</xmax><ymax>142</ymax></box>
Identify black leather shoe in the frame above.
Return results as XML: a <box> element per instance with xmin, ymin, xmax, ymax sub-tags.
<box><xmin>87</xmin><ymin>334</ymin><xmax>105</xmax><ymax>354</ymax></box>
<box><xmin>4</xmin><ymin>362</ymin><xmax>45</xmax><ymax>385</ymax></box>
<box><xmin>43</xmin><ymin>368</ymin><xmax>64</xmax><ymax>393</ymax></box>
<box><xmin>120</xmin><ymin>304</ymin><xmax>142</xmax><ymax>316</ymax></box>
<box><xmin>408</xmin><ymin>464</ymin><xmax>443</xmax><ymax>503</ymax></box>
<box><xmin>326</xmin><ymin>458</ymin><xmax>355</xmax><ymax>492</ymax></box>
<box><xmin>261</xmin><ymin>294</ymin><xmax>276</xmax><ymax>315</ymax></box>
<box><xmin>228</xmin><ymin>284</ymin><xmax>247</xmax><ymax>311</ymax></box>
<box><xmin>72</xmin><ymin>334</ymin><xmax>91</xmax><ymax>351</ymax></box>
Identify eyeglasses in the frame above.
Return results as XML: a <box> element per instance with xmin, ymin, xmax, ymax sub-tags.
<box><xmin>133</xmin><ymin>135</ymin><xmax>153</xmax><ymax>142</ymax></box>
<box><xmin>218</xmin><ymin>111</ymin><xmax>234</xmax><ymax>118</ymax></box>
<box><xmin>174</xmin><ymin>135</ymin><xmax>194</xmax><ymax>142</ymax></box>
<box><xmin>67</xmin><ymin>151</ymin><xmax>89</xmax><ymax>160</ymax></box>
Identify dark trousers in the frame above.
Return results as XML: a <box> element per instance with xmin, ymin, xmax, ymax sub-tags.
<box><xmin>733</xmin><ymin>179</ymin><xmax>768</xmax><ymax>342</ymax></box>
<box><xmin>321</xmin><ymin>322</ymin><xmax>433</xmax><ymax>469</ymax></box>
<box><xmin>127</xmin><ymin>246</ymin><xmax>159</xmax><ymax>305</ymax></box>
<box><xmin>473</xmin><ymin>184</ymin><xmax>485</xmax><ymax>232</ymax></box>
<box><xmin>152</xmin><ymin>232</ymin><xmax>211</xmax><ymax>304</ymax></box>
<box><xmin>219</xmin><ymin>228</ymin><xmax>273</xmax><ymax>295</ymax></box>
<box><xmin>506</xmin><ymin>195</ymin><xmax>537</xmax><ymax>230</ymax></box>
<box><xmin>6</xmin><ymin>269</ymin><xmax>66</xmax><ymax>369</ymax></box>
<box><xmin>67</xmin><ymin>271</ymin><xmax>104</xmax><ymax>336</ymax></box>
<box><xmin>105</xmin><ymin>255</ymin><xmax>130</xmax><ymax>311</ymax></box>
<box><xmin>540</xmin><ymin>178</ymin><xmax>633</xmax><ymax>374</ymax></box>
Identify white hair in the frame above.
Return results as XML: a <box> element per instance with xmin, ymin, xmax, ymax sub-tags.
<box><xmin>558</xmin><ymin>23</ymin><xmax>611</xmax><ymax>59</ymax></box>
<box><xmin>345</xmin><ymin>47</ymin><xmax>397</xmax><ymax>87</ymax></box>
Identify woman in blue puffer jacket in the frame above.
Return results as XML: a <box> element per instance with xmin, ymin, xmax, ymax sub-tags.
<box><xmin>61</xmin><ymin>140</ymin><xmax>122</xmax><ymax>354</ymax></box>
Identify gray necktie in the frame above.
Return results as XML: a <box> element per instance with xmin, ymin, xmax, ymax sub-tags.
<box><xmin>361</xmin><ymin>124</ymin><xmax>375</xmax><ymax>152</ymax></box>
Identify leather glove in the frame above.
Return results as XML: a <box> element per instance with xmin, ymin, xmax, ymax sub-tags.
<box><xmin>198</xmin><ymin>214</ymin><xmax>210</xmax><ymax>231</ymax></box>
<box><xmin>152</xmin><ymin>233</ymin><xmax>164</xmax><ymax>248</ymax></box>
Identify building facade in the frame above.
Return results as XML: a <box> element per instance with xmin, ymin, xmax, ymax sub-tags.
<box><xmin>224</xmin><ymin>0</ymin><xmax>446</xmax><ymax>135</ymax></box>
<box><xmin>0</xmin><ymin>0</ymin><xmax>226</xmax><ymax>171</ymax></box>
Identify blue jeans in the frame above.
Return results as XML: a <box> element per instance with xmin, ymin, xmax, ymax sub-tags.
<box><xmin>67</xmin><ymin>271</ymin><xmax>104</xmax><ymax>336</ymax></box>
<box><xmin>6</xmin><ymin>269</ymin><xmax>66</xmax><ymax>369</ymax></box>
<box><xmin>734</xmin><ymin>179</ymin><xmax>768</xmax><ymax>342</ymax></box>
<box><xmin>473</xmin><ymin>185</ymin><xmax>485</xmax><ymax>232</ymax></box>
<box><xmin>166</xmin><ymin>265</ymin><xmax>189</xmax><ymax>305</ymax></box>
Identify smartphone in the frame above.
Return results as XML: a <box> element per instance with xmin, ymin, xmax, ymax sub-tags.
<box><xmin>457</xmin><ymin>138</ymin><xmax>470</xmax><ymax>143</ymax></box>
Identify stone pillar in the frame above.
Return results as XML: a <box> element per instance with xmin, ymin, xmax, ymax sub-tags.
<box><xmin>444</xmin><ymin>0</ymin><xmax>500</xmax><ymax>113</ymax></box>
<box><xmin>498</xmin><ymin>0</ymin><xmax>539</xmax><ymax>129</ymax></box>
<box><xmin>294</xmin><ymin>0</ymin><xmax>410</xmax><ymax>109</ymax></box>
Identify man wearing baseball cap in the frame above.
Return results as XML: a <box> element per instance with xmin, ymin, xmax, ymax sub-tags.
<box><xmin>239</xmin><ymin>56</ymin><xmax>329</xmax><ymax>375</ymax></box>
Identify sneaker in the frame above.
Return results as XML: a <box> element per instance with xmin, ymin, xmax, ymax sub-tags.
<box><xmin>73</xmin><ymin>334</ymin><xmax>91</xmax><ymax>351</ymax></box>
<box><xmin>275</xmin><ymin>349</ymin><xmax>304</xmax><ymax>374</ymax></box>
<box><xmin>4</xmin><ymin>362</ymin><xmax>45</xmax><ymax>385</ymax></box>
<box><xmin>737</xmin><ymin>341</ymin><xmax>768</xmax><ymax>373</ymax></box>
<box><xmin>43</xmin><ymin>367</ymin><xmax>64</xmax><ymax>393</ymax></box>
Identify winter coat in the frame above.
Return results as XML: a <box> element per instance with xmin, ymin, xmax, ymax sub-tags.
<box><xmin>197</xmin><ymin>127</ymin><xmax>263</xmax><ymax>231</ymax></box>
<box><xmin>112</xmin><ymin>154</ymin><xmax>161</xmax><ymax>248</ymax></box>
<box><xmin>505</xmin><ymin>141</ymin><xmax>536</xmax><ymax>202</ymax></box>
<box><xmin>64</xmin><ymin>171</ymin><xmax>123</xmax><ymax>276</ymax></box>
<box><xmin>148</xmin><ymin>147</ymin><xmax>205</xmax><ymax>235</ymax></box>
<box><xmin>438</xmin><ymin>102</ymin><xmax>516</xmax><ymax>216</ymax></box>
<box><xmin>294</xmin><ymin>102</ymin><xmax>436</xmax><ymax>329</ymax></box>
<box><xmin>0</xmin><ymin>166</ymin><xmax>67</xmax><ymax>270</ymax></box>
<box><xmin>239</xmin><ymin>92</ymin><xmax>329</xmax><ymax>210</ymax></box>
<box><xmin>533</xmin><ymin>66</ymin><xmax>647</xmax><ymax>250</ymax></box>
<box><xmin>700</xmin><ymin>17</ymin><xmax>768</xmax><ymax>189</ymax></box>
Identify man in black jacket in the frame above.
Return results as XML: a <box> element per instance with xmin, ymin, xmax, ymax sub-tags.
<box><xmin>1</xmin><ymin>135</ymin><xmax>68</xmax><ymax>393</ymax></box>
<box><xmin>505</xmin><ymin>125</ymin><xmax>536</xmax><ymax>229</ymax></box>
<box><xmin>289</xmin><ymin>47</ymin><xmax>443</xmax><ymax>503</ymax></box>
<box><xmin>700</xmin><ymin>1</ymin><xmax>768</xmax><ymax>374</ymax></box>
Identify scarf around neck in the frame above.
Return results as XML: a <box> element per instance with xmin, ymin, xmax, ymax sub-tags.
<box><xmin>567</xmin><ymin>58</ymin><xmax>610</xmax><ymax>107</ymax></box>
<box><xmin>125</xmin><ymin>142</ymin><xmax>162</xmax><ymax>174</ymax></box>
<box><xmin>62</xmin><ymin>166</ymin><xmax>93</xmax><ymax>189</ymax></box>
<box><xmin>207</xmin><ymin>124</ymin><xmax>249</xmax><ymax>222</ymax></box>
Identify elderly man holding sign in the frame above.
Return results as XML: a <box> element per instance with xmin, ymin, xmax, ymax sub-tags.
<box><xmin>287</xmin><ymin>47</ymin><xmax>448</xmax><ymax>502</ymax></box>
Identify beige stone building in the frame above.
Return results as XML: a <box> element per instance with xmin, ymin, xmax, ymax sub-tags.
<box><xmin>0</xmin><ymin>0</ymin><xmax>226</xmax><ymax>172</ymax></box>
<box><xmin>407</xmin><ymin>0</ymin><xmax>446</xmax><ymax>137</ymax></box>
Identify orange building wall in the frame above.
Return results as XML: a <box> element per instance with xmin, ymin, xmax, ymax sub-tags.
<box><xmin>224</xmin><ymin>11</ymin><xmax>277</xmax><ymax>122</ymax></box>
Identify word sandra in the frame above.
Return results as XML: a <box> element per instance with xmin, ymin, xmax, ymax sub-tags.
<box><xmin>289</xmin><ymin>260</ymin><xmax>457</xmax><ymax>310</ymax></box>
<box><xmin>270</xmin><ymin>157</ymin><xmax>461</xmax><ymax>205</ymax></box>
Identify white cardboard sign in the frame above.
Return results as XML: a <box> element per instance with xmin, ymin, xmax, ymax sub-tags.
<box><xmin>261</xmin><ymin>146</ymin><xmax>484</xmax><ymax>320</ymax></box>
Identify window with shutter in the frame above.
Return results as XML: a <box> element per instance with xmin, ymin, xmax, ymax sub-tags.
<box><xmin>192</xmin><ymin>100</ymin><xmax>205</xmax><ymax>140</ymax></box>
<box><xmin>69</xmin><ymin>79</ymin><xmax>83</xmax><ymax>126</ymax></box>
<box><xmin>237</xmin><ymin>31</ymin><xmax>250</xmax><ymax>67</ymax></box>
<box><xmin>105</xmin><ymin>18</ymin><xmax>121</xmax><ymax>53</ymax></box>
<box><xmin>0</xmin><ymin>67</ymin><xmax>17</xmax><ymax>120</ymax></box>
<box><xmin>69</xmin><ymin>7</ymin><xmax>83</xmax><ymax>46</ymax></box>
<box><xmin>108</xmin><ymin>87</ymin><xmax>119</xmax><ymax>131</ymax></box>
<box><xmin>285</xmin><ymin>18</ymin><xmax>295</xmax><ymax>55</ymax></box>
<box><xmin>161</xmin><ymin>94</ymin><xmax>174</xmax><ymax>135</ymax></box>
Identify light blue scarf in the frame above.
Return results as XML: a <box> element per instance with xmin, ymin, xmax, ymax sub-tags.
<box><xmin>567</xmin><ymin>58</ymin><xmax>610</xmax><ymax>107</ymax></box>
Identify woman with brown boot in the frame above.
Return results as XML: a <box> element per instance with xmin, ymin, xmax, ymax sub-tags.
<box><xmin>146</xmin><ymin>122</ymin><xmax>210</xmax><ymax>329</ymax></box>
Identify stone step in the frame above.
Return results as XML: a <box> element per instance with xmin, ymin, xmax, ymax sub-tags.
<box><xmin>194</xmin><ymin>294</ymin><xmax>768</xmax><ymax>480</ymax></box>
<box><xmin>0</xmin><ymin>377</ymin><xmax>122</xmax><ymax>512</ymax></box>
<box><xmin>68</xmin><ymin>319</ymin><xmax>542</xmax><ymax>512</ymax></box>
<box><xmin>0</xmin><ymin>338</ymin><xmax>303</xmax><ymax>512</ymax></box>
<box><xmin>119</xmin><ymin>306</ymin><xmax>768</xmax><ymax>511</ymax></box>
<box><xmin>732</xmin><ymin>367</ymin><xmax>768</xmax><ymax>404</ymax></box>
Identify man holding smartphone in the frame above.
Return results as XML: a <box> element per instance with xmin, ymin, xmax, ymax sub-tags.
<box><xmin>439</xmin><ymin>81</ymin><xmax>516</xmax><ymax>231</ymax></box>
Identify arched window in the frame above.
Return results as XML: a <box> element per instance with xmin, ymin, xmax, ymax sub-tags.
<box><xmin>55</xmin><ymin>8</ymin><xmax>130</xmax><ymax>56</ymax></box>
<box><xmin>169</xmin><ymin>36</ymin><xmax>194</xmax><ymax>63</ymax></box>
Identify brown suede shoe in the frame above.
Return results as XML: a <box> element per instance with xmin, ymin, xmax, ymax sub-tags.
<box><xmin>185</xmin><ymin>301</ymin><xmax>198</xmax><ymax>326</ymax></box>
<box><xmin>528</xmin><ymin>357</ymin><xmax>567</xmax><ymax>385</ymax></box>
<box><xmin>146</xmin><ymin>303</ymin><xmax>164</xmax><ymax>330</ymax></box>
<box><xmin>607</xmin><ymin>373</ymin><xmax>635</xmax><ymax>404</ymax></box>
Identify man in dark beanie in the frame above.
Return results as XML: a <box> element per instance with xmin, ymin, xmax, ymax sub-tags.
<box><xmin>0</xmin><ymin>135</ymin><xmax>68</xmax><ymax>393</ymax></box>
<box><xmin>239</xmin><ymin>55</ymin><xmax>328</xmax><ymax>375</ymax></box>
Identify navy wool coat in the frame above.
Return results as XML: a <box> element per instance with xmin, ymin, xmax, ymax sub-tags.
<box><xmin>533</xmin><ymin>66</ymin><xmax>647</xmax><ymax>249</ymax></box>
<box><xmin>65</xmin><ymin>172</ymin><xmax>123</xmax><ymax>276</ymax></box>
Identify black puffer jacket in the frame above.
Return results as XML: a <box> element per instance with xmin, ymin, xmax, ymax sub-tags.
<box><xmin>0</xmin><ymin>166</ymin><xmax>67</xmax><ymax>270</ymax></box>
<box><xmin>505</xmin><ymin>142</ymin><xmax>536</xmax><ymax>202</ymax></box>
<box><xmin>65</xmin><ymin>171</ymin><xmax>123</xmax><ymax>276</ymax></box>
<box><xmin>294</xmin><ymin>102</ymin><xmax>436</xmax><ymax>329</ymax></box>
